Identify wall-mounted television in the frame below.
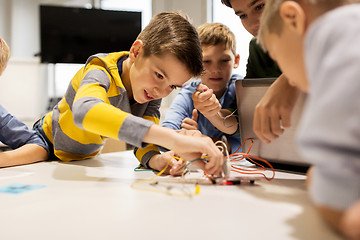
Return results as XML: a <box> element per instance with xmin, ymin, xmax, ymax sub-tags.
<box><xmin>40</xmin><ymin>5</ymin><xmax>141</xmax><ymax>64</ymax></box>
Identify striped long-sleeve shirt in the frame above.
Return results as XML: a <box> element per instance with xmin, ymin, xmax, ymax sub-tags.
<box><xmin>42</xmin><ymin>52</ymin><xmax>161</xmax><ymax>166</ymax></box>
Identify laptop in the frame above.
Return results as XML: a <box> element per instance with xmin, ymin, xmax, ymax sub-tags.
<box><xmin>235</xmin><ymin>78</ymin><xmax>310</xmax><ymax>172</ymax></box>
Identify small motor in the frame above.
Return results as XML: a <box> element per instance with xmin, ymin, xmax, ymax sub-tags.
<box><xmin>221</xmin><ymin>135</ymin><xmax>231</xmax><ymax>178</ymax></box>
<box><xmin>223</xmin><ymin>155</ymin><xmax>231</xmax><ymax>178</ymax></box>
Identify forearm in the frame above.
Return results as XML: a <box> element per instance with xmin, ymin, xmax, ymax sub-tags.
<box><xmin>316</xmin><ymin>205</ymin><xmax>344</xmax><ymax>235</ymax></box>
<box><xmin>307</xmin><ymin>166</ymin><xmax>355</xmax><ymax>239</ymax></box>
<box><xmin>143</xmin><ymin>124</ymin><xmax>224</xmax><ymax>176</ymax></box>
<box><xmin>253</xmin><ymin>73</ymin><xmax>301</xmax><ymax>143</ymax></box>
<box><xmin>205</xmin><ymin>110</ymin><xmax>238</xmax><ymax>135</ymax></box>
<box><xmin>142</xmin><ymin>125</ymin><xmax>179</xmax><ymax>151</ymax></box>
<box><xmin>143</xmin><ymin>125</ymin><xmax>204</xmax><ymax>167</ymax></box>
<box><xmin>308</xmin><ymin>168</ymin><xmax>344</xmax><ymax>235</ymax></box>
<box><xmin>273</xmin><ymin>74</ymin><xmax>300</xmax><ymax>99</ymax></box>
<box><xmin>0</xmin><ymin>144</ymin><xmax>48</xmax><ymax>168</ymax></box>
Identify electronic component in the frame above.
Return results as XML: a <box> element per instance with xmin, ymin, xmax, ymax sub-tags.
<box><xmin>212</xmin><ymin>176</ymin><xmax>258</xmax><ymax>185</ymax></box>
<box><xmin>222</xmin><ymin>151</ymin><xmax>231</xmax><ymax>178</ymax></box>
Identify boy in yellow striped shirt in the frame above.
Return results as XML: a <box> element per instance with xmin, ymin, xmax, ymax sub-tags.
<box><xmin>33</xmin><ymin>12</ymin><xmax>224</xmax><ymax>176</ymax></box>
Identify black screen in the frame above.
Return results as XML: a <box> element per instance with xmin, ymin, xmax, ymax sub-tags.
<box><xmin>40</xmin><ymin>5</ymin><xmax>141</xmax><ymax>64</ymax></box>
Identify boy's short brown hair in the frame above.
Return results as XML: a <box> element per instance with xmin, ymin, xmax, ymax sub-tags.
<box><xmin>0</xmin><ymin>37</ymin><xmax>10</xmax><ymax>72</ymax></box>
<box><xmin>197</xmin><ymin>23</ymin><xmax>237</xmax><ymax>56</ymax></box>
<box><xmin>258</xmin><ymin>0</ymin><xmax>358</xmax><ymax>51</ymax></box>
<box><xmin>137</xmin><ymin>12</ymin><xmax>203</xmax><ymax>77</ymax></box>
<box><xmin>221</xmin><ymin>0</ymin><xmax>232</xmax><ymax>8</ymax></box>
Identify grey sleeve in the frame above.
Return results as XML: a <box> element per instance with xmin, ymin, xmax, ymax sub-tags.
<box><xmin>118</xmin><ymin>114</ymin><xmax>155</xmax><ymax>148</ymax></box>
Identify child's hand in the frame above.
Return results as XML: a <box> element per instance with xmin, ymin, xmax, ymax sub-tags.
<box><xmin>175</xmin><ymin>129</ymin><xmax>224</xmax><ymax>176</ymax></box>
<box><xmin>341</xmin><ymin>200</ymin><xmax>360</xmax><ymax>240</ymax></box>
<box><xmin>181</xmin><ymin>109</ymin><xmax>198</xmax><ymax>130</ymax></box>
<box><xmin>192</xmin><ymin>84</ymin><xmax>221</xmax><ymax>118</ymax></box>
<box><xmin>148</xmin><ymin>151</ymin><xmax>186</xmax><ymax>176</ymax></box>
<box><xmin>253</xmin><ymin>75</ymin><xmax>300</xmax><ymax>143</ymax></box>
<box><xmin>143</xmin><ymin>125</ymin><xmax>224</xmax><ymax>176</ymax></box>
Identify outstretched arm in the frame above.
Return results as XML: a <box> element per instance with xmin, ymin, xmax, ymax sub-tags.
<box><xmin>0</xmin><ymin>144</ymin><xmax>48</xmax><ymax>168</ymax></box>
<box><xmin>253</xmin><ymin>74</ymin><xmax>300</xmax><ymax>143</ymax></box>
<box><xmin>143</xmin><ymin>124</ymin><xmax>223</xmax><ymax>176</ymax></box>
<box><xmin>306</xmin><ymin>168</ymin><xmax>360</xmax><ymax>240</ymax></box>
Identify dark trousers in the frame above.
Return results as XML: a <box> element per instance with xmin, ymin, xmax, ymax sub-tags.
<box><xmin>33</xmin><ymin>117</ymin><xmax>59</xmax><ymax>160</ymax></box>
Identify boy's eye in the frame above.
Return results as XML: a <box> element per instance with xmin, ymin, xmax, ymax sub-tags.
<box><xmin>221</xmin><ymin>59</ymin><xmax>230</xmax><ymax>63</ymax></box>
<box><xmin>170</xmin><ymin>85</ymin><xmax>177</xmax><ymax>90</ymax></box>
<box><xmin>203</xmin><ymin>60</ymin><xmax>211</xmax><ymax>64</ymax></box>
<box><xmin>239</xmin><ymin>14</ymin><xmax>247</xmax><ymax>20</ymax></box>
<box><xmin>155</xmin><ymin>72</ymin><xmax>164</xmax><ymax>79</ymax></box>
<box><xmin>255</xmin><ymin>3</ymin><xmax>265</xmax><ymax>11</ymax></box>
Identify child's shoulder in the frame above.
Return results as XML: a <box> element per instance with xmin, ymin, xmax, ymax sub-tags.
<box><xmin>182</xmin><ymin>79</ymin><xmax>201</xmax><ymax>92</ymax></box>
<box><xmin>230</xmin><ymin>74</ymin><xmax>243</xmax><ymax>81</ymax></box>
<box><xmin>0</xmin><ymin>104</ymin><xmax>8</xmax><ymax>117</ymax></box>
<box><xmin>227</xmin><ymin>74</ymin><xmax>243</xmax><ymax>88</ymax></box>
<box><xmin>84</xmin><ymin>52</ymin><xmax>129</xmax><ymax>67</ymax></box>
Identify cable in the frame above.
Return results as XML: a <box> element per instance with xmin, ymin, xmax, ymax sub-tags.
<box><xmin>217</xmin><ymin>109</ymin><xmax>238</xmax><ymax>128</ymax></box>
<box><xmin>134</xmin><ymin>166</ymin><xmax>153</xmax><ymax>172</ymax></box>
<box><xmin>131</xmin><ymin>138</ymin><xmax>275</xmax><ymax>197</ymax></box>
<box><xmin>229</xmin><ymin>139</ymin><xmax>275</xmax><ymax>181</ymax></box>
<box><xmin>131</xmin><ymin>156</ymin><xmax>200</xmax><ymax>197</ymax></box>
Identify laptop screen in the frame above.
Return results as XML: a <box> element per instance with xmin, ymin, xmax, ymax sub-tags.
<box><xmin>235</xmin><ymin>78</ymin><xmax>309</xmax><ymax>171</ymax></box>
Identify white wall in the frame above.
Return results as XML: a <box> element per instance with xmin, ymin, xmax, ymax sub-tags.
<box><xmin>152</xmin><ymin>0</ymin><xmax>211</xmax><ymax>27</ymax></box>
<box><xmin>0</xmin><ymin>0</ymin><xmax>41</xmax><ymax>59</ymax></box>
<box><xmin>0</xmin><ymin>58</ymin><xmax>46</xmax><ymax>126</ymax></box>
<box><xmin>11</xmin><ymin>0</ymin><xmax>41</xmax><ymax>58</ymax></box>
<box><xmin>0</xmin><ymin>0</ymin><xmax>11</xmax><ymax>43</ymax></box>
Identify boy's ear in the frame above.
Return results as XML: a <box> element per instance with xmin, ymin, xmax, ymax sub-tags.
<box><xmin>233</xmin><ymin>54</ymin><xmax>240</xmax><ymax>69</ymax></box>
<box><xmin>279</xmin><ymin>1</ymin><xmax>306</xmax><ymax>35</ymax></box>
<box><xmin>129</xmin><ymin>40</ymin><xmax>144</xmax><ymax>61</ymax></box>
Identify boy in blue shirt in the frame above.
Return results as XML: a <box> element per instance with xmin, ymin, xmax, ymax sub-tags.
<box><xmin>0</xmin><ymin>37</ymin><xmax>49</xmax><ymax>167</ymax></box>
<box><xmin>258</xmin><ymin>1</ymin><xmax>360</xmax><ymax>238</ymax></box>
<box><xmin>162</xmin><ymin>23</ymin><xmax>241</xmax><ymax>154</ymax></box>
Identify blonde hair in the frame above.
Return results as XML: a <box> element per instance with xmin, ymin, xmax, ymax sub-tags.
<box><xmin>257</xmin><ymin>0</ymin><xmax>358</xmax><ymax>51</ymax></box>
<box><xmin>0</xmin><ymin>37</ymin><xmax>10</xmax><ymax>72</ymax></box>
<box><xmin>197</xmin><ymin>23</ymin><xmax>237</xmax><ymax>56</ymax></box>
<box><xmin>136</xmin><ymin>12</ymin><xmax>203</xmax><ymax>77</ymax></box>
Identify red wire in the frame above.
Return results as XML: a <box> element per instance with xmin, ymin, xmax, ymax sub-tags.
<box><xmin>231</xmin><ymin>138</ymin><xmax>253</xmax><ymax>156</ymax></box>
<box><xmin>228</xmin><ymin>139</ymin><xmax>275</xmax><ymax>181</ymax></box>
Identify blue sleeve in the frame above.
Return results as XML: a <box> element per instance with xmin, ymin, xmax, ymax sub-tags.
<box><xmin>161</xmin><ymin>87</ymin><xmax>195</xmax><ymax>130</ymax></box>
<box><xmin>0</xmin><ymin>105</ymin><xmax>48</xmax><ymax>151</ymax></box>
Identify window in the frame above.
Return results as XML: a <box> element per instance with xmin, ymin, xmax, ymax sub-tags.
<box><xmin>212</xmin><ymin>0</ymin><xmax>253</xmax><ymax>77</ymax></box>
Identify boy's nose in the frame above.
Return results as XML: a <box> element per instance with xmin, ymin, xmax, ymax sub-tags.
<box><xmin>153</xmin><ymin>87</ymin><xmax>170</xmax><ymax>99</ymax></box>
<box><xmin>250</xmin><ymin>19</ymin><xmax>260</xmax><ymax>36</ymax></box>
<box><xmin>252</xmin><ymin>25</ymin><xmax>259</xmax><ymax>36</ymax></box>
<box><xmin>209</xmin><ymin>63</ymin><xmax>221</xmax><ymax>74</ymax></box>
